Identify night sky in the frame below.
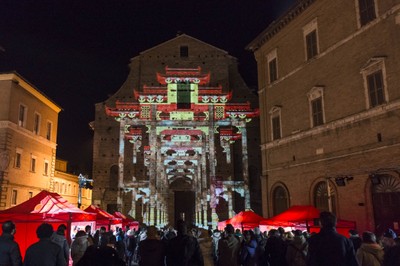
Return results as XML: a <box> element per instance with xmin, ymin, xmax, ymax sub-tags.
<box><xmin>0</xmin><ymin>0</ymin><xmax>295</xmax><ymax>174</ymax></box>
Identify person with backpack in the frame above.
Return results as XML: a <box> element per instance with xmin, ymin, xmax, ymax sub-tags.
<box><xmin>285</xmin><ymin>230</ymin><xmax>308</xmax><ymax>266</ymax></box>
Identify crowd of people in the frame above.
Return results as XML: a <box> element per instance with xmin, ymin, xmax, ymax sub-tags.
<box><xmin>1</xmin><ymin>211</ymin><xmax>400</xmax><ymax>266</ymax></box>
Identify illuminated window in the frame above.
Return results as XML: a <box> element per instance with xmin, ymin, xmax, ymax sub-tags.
<box><xmin>34</xmin><ymin>113</ymin><xmax>41</xmax><ymax>135</ymax></box>
<box><xmin>11</xmin><ymin>189</ymin><xmax>17</xmax><ymax>205</ymax></box>
<box><xmin>18</xmin><ymin>104</ymin><xmax>27</xmax><ymax>127</ymax></box>
<box><xmin>180</xmin><ymin>45</ymin><xmax>188</xmax><ymax>58</ymax></box>
<box><xmin>314</xmin><ymin>181</ymin><xmax>336</xmax><ymax>214</ymax></box>
<box><xmin>357</xmin><ymin>0</ymin><xmax>377</xmax><ymax>26</ymax></box>
<box><xmin>30</xmin><ymin>155</ymin><xmax>36</xmax><ymax>172</ymax></box>
<box><xmin>141</xmin><ymin>106</ymin><xmax>151</xmax><ymax>119</ymax></box>
<box><xmin>15</xmin><ymin>149</ymin><xmax>22</xmax><ymax>168</ymax></box>
<box><xmin>46</xmin><ymin>121</ymin><xmax>52</xmax><ymax>140</ymax></box>
<box><xmin>361</xmin><ymin>57</ymin><xmax>388</xmax><ymax>109</ymax></box>
<box><xmin>44</xmin><ymin>160</ymin><xmax>49</xmax><ymax>176</ymax></box>
<box><xmin>177</xmin><ymin>83</ymin><xmax>191</xmax><ymax>109</ymax></box>
<box><xmin>215</xmin><ymin>106</ymin><xmax>224</xmax><ymax>119</ymax></box>
<box><xmin>303</xmin><ymin>19</ymin><xmax>319</xmax><ymax>61</ymax></box>
<box><xmin>308</xmin><ymin>86</ymin><xmax>325</xmax><ymax>127</ymax></box>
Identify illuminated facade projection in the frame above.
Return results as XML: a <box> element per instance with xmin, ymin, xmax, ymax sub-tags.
<box><xmin>92</xmin><ymin>34</ymin><xmax>260</xmax><ymax>228</ymax></box>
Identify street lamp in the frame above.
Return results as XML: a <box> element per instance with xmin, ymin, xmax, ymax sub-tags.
<box><xmin>78</xmin><ymin>174</ymin><xmax>93</xmax><ymax>208</ymax></box>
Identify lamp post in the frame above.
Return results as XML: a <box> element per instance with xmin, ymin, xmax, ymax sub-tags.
<box><xmin>78</xmin><ymin>174</ymin><xmax>93</xmax><ymax>208</ymax></box>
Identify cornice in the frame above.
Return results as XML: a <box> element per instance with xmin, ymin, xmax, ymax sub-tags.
<box><xmin>247</xmin><ymin>0</ymin><xmax>316</xmax><ymax>52</ymax></box>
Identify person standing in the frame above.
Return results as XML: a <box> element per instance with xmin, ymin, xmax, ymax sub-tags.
<box><xmin>285</xmin><ymin>229</ymin><xmax>308</xmax><ymax>266</ymax></box>
<box><xmin>24</xmin><ymin>223</ymin><xmax>66</xmax><ymax>266</ymax></box>
<box><xmin>0</xmin><ymin>220</ymin><xmax>22</xmax><ymax>266</ymax></box>
<box><xmin>307</xmin><ymin>211</ymin><xmax>357</xmax><ymax>266</ymax></box>
<box><xmin>137</xmin><ymin>226</ymin><xmax>165</xmax><ymax>266</ymax></box>
<box><xmin>71</xmin><ymin>230</ymin><xmax>91</xmax><ymax>266</ymax></box>
<box><xmin>166</xmin><ymin>219</ymin><xmax>204</xmax><ymax>266</ymax></box>
<box><xmin>356</xmin><ymin>231</ymin><xmax>384</xmax><ymax>266</ymax></box>
<box><xmin>51</xmin><ymin>224</ymin><xmax>70</xmax><ymax>265</ymax></box>
<box><xmin>217</xmin><ymin>224</ymin><xmax>241</xmax><ymax>266</ymax></box>
<box><xmin>349</xmin><ymin>229</ymin><xmax>362</xmax><ymax>252</ymax></box>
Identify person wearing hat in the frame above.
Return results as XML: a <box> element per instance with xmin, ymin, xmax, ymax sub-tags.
<box><xmin>381</xmin><ymin>228</ymin><xmax>397</xmax><ymax>250</ymax></box>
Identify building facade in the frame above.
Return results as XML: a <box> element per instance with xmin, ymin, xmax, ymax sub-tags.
<box><xmin>92</xmin><ymin>34</ymin><xmax>261</xmax><ymax>227</ymax></box>
<box><xmin>0</xmin><ymin>72</ymin><xmax>91</xmax><ymax>210</ymax></box>
<box><xmin>248</xmin><ymin>0</ymin><xmax>400</xmax><ymax>235</ymax></box>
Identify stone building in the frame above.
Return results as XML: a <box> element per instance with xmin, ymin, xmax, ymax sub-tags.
<box><xmin>92</xmin><ymin>34</ymin><xmax>261</xmax><ymax>227</ymax></box>
<box><xmin>247</xmin><ymin>0</ymin><xmax>400</xmax><ymax>235</ymax></box>
<box><xmin>0</xmin><ymin>72</ymin><xmax>91</xmax><ymax>210</ymax></box>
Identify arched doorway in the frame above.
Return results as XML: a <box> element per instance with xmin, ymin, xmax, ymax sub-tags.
<box><xmin>314</xmin><ymin>180</ymin><xmax>336</xmax><ymax>214</ymax></box>
<box><xmin>371</xmin><ymin>173</ymin><xmax>400</xmax><ymax>235</ymax></box>
<box><xmin>272</xmin><ymin>184</ymin><xmax>289</xmax><ymax>216</ymax></box>
<box><xmin>170</xmin><ymin>177</ymin><xmax>195</xmax><ymax>227</ymax></box>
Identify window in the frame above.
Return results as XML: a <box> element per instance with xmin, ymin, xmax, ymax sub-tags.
<box><xmin>303</xmin><ymin>19</ymin><xmax>319</xmax><ymax>61</ymax></box>
<box><xmin>314</xmin><ymin>181</ymin><xmax>336</xmax><ymax>214</ymax></box>
<box><xmin>272</xmin><ymin>185</ymin><xmax>289</xmax><ymax>216</ymax></box>
<box><xmin>180</xmin><ymin>45</ymin><xmax>188</xmax><ymax>57</ymax></box>
<box><xmin>44</xmin><ymin>160</ymin><xmax>49</xmax><ymax>176</ymax></box>
<box><xmin>269</xmin><ymin>106</ymin><xmax>282</xmax><ymax>140</ymax></box>
<box><xmin>272</xmin><ymin>116</ymin><xmax>281</xmax><ymax>140</ymax></box>
<box><xmin>34</xmin><ymin>113</ymin><xmax>41</xmax><ymax>135</ymax></box>
<box><xmin>11</xmin><ymin>189</ymin><xmax>17</xmax><ymax>205</ymax></box>
<box><xmin>46</xmin><ymin>121</ymin><xmax>52</xmax><ymax>140</ymax></box>
<box><xmin>267</xmin><ymin>49</ymin><xmax>278</xmax><ymax>84</ymax></box>
<box><xmin>308</xmin><ymin>86</ymin><xmax>325</xmax><ymax>127</ymax></box>
<box><xmin>15</xmin><ymin>149</ymin><xmax>22</xmax><ymax>168</ymax></box>
<box><xmin>306</xmin><ymin>30</ymin><xmax>318</xmax><ymax>60</ymax></box>
<box><xmin>357</xmin><ymin>0</ymin><xmax>377</xmax><ymax>26</ymax></box>
<box><xmin>18</xmin><ymin>104</ymin><xmax>27</xmax><ymax>127</ymax></box>
<box><xmin>30</xmin><ymin>155</ymin><xmax>36</xmax><ymax>172</ymax></box>
<box><xmin>177</xmin><ymin>83</ymin><xmax>191</xmax><ymax>109</ymax></box>
<box><xmin>361</xmin><ymin>57</ymin><xmax>388</xmax><ymax>109</ymax></box>
<box><xmin>367</xmin><ymin>71</ymin><xmax>385</xmax><ymax>107</ymax></box>
<box><xmin>269</xmin><ymin>59</ymin><xmax>278</xmax><ymax>83</ymax></box>
<box><xmin>311</xmin><ymin>98</ymin><xmax>324</xmax><ymax>126</ymax></box>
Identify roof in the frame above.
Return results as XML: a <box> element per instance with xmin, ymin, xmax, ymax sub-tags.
<box><xmin>135</xmin><ymin>33</ymin><xmax>233</xmax><ymax>59</ymax></box>
<box><xmin>0</xmin><ymin>190</ymin><xmax>96</xmax><ymax>222</ymax></box>
<box><xmin>0</xmin><ymin>72</ymin><xmax>62</xmax><ymax>113</ymax></box>
<box><xmin>246</xmin><ymin>0</ymin><xmax>316</xmax><ymax>52</ymax></box>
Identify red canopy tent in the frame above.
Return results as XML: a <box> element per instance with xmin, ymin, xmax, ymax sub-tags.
<box><xmin>260</xmin><ymin>205</ymin><xmax>356</xmax><ymax>236</ymax></box>
<box><xmin>113</xmin><ymin>212</ymin><xmax>139</xmax><ymax>231</ymax></box>
<box><xmin>84</xmin><ymin>205</ymin><xmax>122</xmax><ymax>232</ymax></box>
<box><xmin>0</xmin><ymin>190</ymin><xmax>96</xmax><ymax>258</ymax></box>
<box><xmin>218</xmin><ymin>210</ymin><xmax>266</xmax><ymax>231</ymax></box>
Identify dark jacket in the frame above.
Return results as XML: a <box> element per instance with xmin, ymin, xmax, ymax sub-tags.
<box><xmin>307</xmin><ymin>227</ymin><xmax>358</xmax><ymax>266</ymax></box>
<box><xmin>217</xmin><ymin>234</ymin><xmax>241</xmax><ymax>266</ymax></box>
<box><xmin>75</xmin><ymin>245</ymin><xmax>125</xmax><ymax>266</ymax></box>
<box><xmin>23</xmin><ymin>238</ymin><xmax>66</xmax><ymax>266</ymax></box>
<box><xmin>166</xmin><ymin>234</ymin><xmax>204</xmax><ymax>266</ymax></box>
<box><xmin>383</xmin><ymin>244</ymin><xmax>400</xmax><ymax>266</ymax></box>
<box><xmin>0</xmin><ymin>233</ymin><xmax>22</xmax><ymax>266</ymax></box>
<box><xmin>265</xmin><ymin>236</ymin><xmax>288</xmax><ymax>266</ymax></box>
<box><xmin>138</xmin><ymin>239</ymin><xmax>165</xmax><ymax>266</ymax></box>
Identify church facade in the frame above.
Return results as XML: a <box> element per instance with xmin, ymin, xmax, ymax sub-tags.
<box><xmin>92</xmin><ymin>34</ymin><xmax>261</xmax><ymax>228</ymax></box>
